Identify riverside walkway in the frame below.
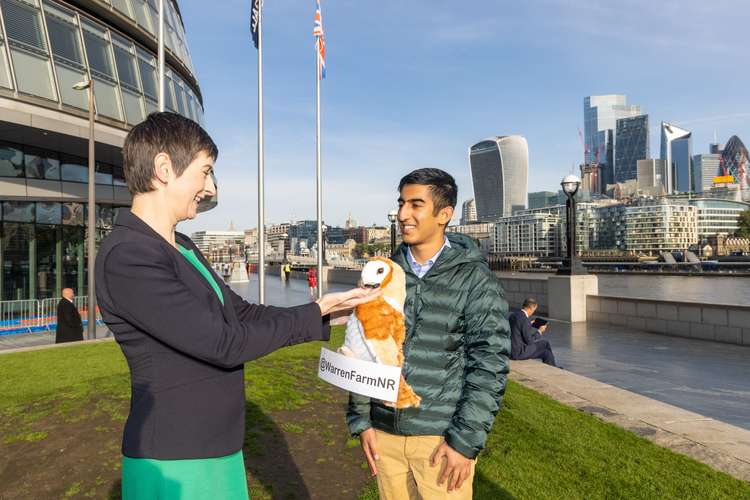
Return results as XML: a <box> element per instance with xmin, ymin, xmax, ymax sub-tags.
<box><xmin>540</xmin><ymin>320</ymin><xmax>750</xmax><ymax>431</ymax></box>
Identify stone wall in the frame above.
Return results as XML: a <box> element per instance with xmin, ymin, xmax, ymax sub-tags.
<box><xmin>495</xmin><ymin>274</ymin><xmax>549</xmax><ymax>315</ymax></box>
<box><xmin>587</xmin><ymin>295</ymin><xmax>750</xmax><ymax>346</ymax></box>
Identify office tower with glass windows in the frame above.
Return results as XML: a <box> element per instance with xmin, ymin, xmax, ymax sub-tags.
<box><xmin>720</xmin><ymin>135</ymin><xmax>749</xmax><ymax>188</ymax></box>
<box><xmin>614</xmin><ymin>114</ymin><xmax>649</xmax><ymax>183</ymax></box>
<box><xmin>584</xmin><ymin>95</ymin><xmax>641</xmax><ymax>188</ymax></box>
<box><xmin>528</xmin><ymin>191</ymin><xmax>558</xmax><ymax>210</ymax></box>
<box><xmin>636</xmin><ymin>159</ymin><xmax>667</xmax><ymax>195</ymax></box>
<box><xmin>660</xmin><ymin>122</ymin><xmax>693</xmax><ymax>193</ymax></box>
<box><xmin>0</xmin><ymin>0</ymin><xmax>204</xmax><ymax>300</ymax></box>
<box><xmin>469</xmin><ymin>136</ymin><xmax>528</xmax><ymax>222</ymax></box>
<box><xmin>692</xmin><ymin>154</ymin><xmax>721</xmax><ymax>193</ymax></box>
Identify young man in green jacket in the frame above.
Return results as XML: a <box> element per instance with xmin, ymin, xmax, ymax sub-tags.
<box><xmin>347</xmin><ymin>168</ymin><xmax>511</xmax><ymax>499</ymax></box>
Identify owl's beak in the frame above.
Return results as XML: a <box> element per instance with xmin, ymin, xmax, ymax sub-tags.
<box><xmin>363</xmin><ymin>283</ymin><xmax>381</xmax><ymax>289</ymax></box>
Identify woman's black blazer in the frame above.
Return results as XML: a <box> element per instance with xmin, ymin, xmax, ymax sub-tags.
<box><xmin>95</xmin><ymin>210</ymin><xmax>329</xmax><ymax>460</ymax></box>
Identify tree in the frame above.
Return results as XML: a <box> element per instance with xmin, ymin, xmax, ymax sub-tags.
<box><xmin>737</xmin><ymin>209</ymin><xmax>750</xmax><ymax>239</ymax></box>
<box><xmin>353</xmin><ymin>243</ymin><xmax>391</xmax><ymax>259</ymax></box>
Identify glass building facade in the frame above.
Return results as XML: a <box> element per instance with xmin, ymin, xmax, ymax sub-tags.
<box><xmin>721</xmin><ymin>135</ymin><xmax>749</xmax><ymax>189</ymax></box>
<box><xmin>689</xmin><ymin>198</ymin><xmax>749</xmax><ymax>239</ymax></box>
<box><xmin>614</xmin><ymin>114</ymin><xmax>649</xmax><ymax>183</ymax></box>
<box><xmin>660</xmin><ymin>122</ymin><xmax>693</xmax><ymax>194</ymax></box>
<box><xmin>0</xmin><ymin>0</ymin><xmax>203</xmax><ymax>123</ymax></box>
<box><xmin>0</xmin><ymin>0</ymin><xmax>203</xmax><ymax>301</ymax></box>
<box><xmin>527</xmin><ymin>191</ymin><xmax>558</xmax><ymax>210</ymax></box>
<box><xmin>469</xmin><ymin>136</ymin><xmax>528</xmax><ymax>222</ymax></box>
<box><xmin>583</xmin><ymin>95</ymin><xmax>641</xmax><ymax>188</ymax></box>
<box><xmin>692</xmin><ymin>153</ymin><xmax>721</xmax><ymax>193</ymax></box>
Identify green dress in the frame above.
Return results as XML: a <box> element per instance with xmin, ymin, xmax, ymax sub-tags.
<box><xmin>121</xmin><ymin>245</ymin><xmax>249</xmax><ymax>500</ymax></box>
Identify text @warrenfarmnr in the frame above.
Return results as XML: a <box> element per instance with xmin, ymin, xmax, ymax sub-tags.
<box><xmin>319</xmin><ymin>356</ymin><xmax>397</xmax><ymax>390</ymax></box>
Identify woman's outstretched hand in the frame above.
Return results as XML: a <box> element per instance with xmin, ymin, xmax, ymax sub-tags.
<box><xmin>316</xmin><ymin>288</ymin><xmax>382</xmax><ymax>317</ymax></box>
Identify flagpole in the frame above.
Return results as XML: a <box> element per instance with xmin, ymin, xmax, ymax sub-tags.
<box><xmin>257</xmin><ymin>3</ymin><xmax>266</xmax><ymax>304</ymax></box>
<box><xmin>157</xmin><ymin>0</ymin><xmax>164</xmax><ymax>111</ymax></box>
<box><xmin>315</xmin><ymin>52</ymin><xmax>323</xmax><ymax>300</ymax></box>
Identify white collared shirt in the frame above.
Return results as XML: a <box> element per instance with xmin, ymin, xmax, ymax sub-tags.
<box><xmin>407</xmin><ymin>237</ymin><xmax>451</xmax><ymax>278</ymax></box>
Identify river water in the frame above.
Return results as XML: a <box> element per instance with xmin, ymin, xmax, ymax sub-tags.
<box><xmin>498</xmin><ymin>272</ymin><xmax>750</xmax><ymax>307</ymax></box>
<box><xmin>232</xmin><ymin>272</ymin><xmax>750</xmax><ymax>308</ymax></box>
<box><xmin>594</xmin><ymin>274</ymin><xmax>750</xmax><ymax>306</ymax></box>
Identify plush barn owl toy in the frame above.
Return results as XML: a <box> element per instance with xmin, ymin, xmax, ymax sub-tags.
<box><xmin>339</xmin><ymin>257</ymin><xmax>421</xmax><ymax>409</ymax></box>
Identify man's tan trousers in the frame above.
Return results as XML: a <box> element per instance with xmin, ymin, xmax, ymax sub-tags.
<box><xmin>374</xmin><ymin>429</ymin><xmax>475</xmax><ymax>500</ymax></box>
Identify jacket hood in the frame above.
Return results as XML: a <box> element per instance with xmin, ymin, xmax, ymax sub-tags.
<box><xmin>393</xmin><ymin>232</ymin><xmax>485</xmax><ymax>276</ymax></box>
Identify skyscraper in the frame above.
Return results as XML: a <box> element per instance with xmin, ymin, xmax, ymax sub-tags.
<box><xmin>692</xmin><ymin>154</ymin><xmax>721</xmax><ymax>193</ymax></box>
<box><xmin>584</xmin><ymin>95</ymin><xmax>641</xmax><ymax>187</ymax></box>
<box><xmin>637</xmin><ymin>159</ymin><xmax>667</xmax><ymax>195</ymax></box>
<box><xmin>660</xmin><ymin>122</ymin><xmax>693</xmax><ymax>193</ymax></box>
<box><xmin>614</xmin><ymin>115</ymin><xmax>649</xmax><ymax>183</ymax></box>
<box><xmin>720</xmin><ymin>135</ymin><xmax>749</xmax><ymax>189</ymax></box>
<box><xmin>469</xmin><ymin>136</ymin><xmax>528</xmax><ymax>221</ymax></box>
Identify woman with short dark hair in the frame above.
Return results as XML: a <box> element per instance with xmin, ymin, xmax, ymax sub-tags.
<box><xmin>96</xmin><ymin>112</ymin><xmax>379</xmax><ymax>499</ymax></box>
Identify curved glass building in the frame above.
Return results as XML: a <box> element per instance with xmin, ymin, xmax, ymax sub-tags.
<box><xmin>0</xmin><ymin>0</ymin><xmax>203</xmax><ymax>300</ymax></box>
<box><xmin>469</xmin><ymin>136</ymin><xmax>528</xmax><ymax>222</ymax></box>
<box><xmin>721</xmin><ymin>135</ymin><xmax>749</xmax><ymax>188</ymax></box>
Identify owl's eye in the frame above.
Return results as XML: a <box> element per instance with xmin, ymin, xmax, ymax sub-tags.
<box><xmin>377</xmin><ymin>268</ymin><xmax>384</xmax><ymax>274</ymax></box>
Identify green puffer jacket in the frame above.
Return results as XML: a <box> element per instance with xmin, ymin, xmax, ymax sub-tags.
<box><xmin>346</xmin><ymin>232</ymin><xmax>511</xmax><ymax>459</ymax></box>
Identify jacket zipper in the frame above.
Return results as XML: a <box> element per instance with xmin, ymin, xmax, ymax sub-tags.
<box><xmin>395</xmin><ymin>280</ymin><xmax>421</xmax><ymax>434</ymax></box>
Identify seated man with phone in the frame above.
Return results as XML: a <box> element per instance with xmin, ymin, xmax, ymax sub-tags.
<box><xmin>508</xmin><ymin>297</ymin><xmax>559</xmax><ymax>367</ymax></box>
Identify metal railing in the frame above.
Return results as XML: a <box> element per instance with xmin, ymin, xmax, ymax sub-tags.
<box><xmin>0</xmin><ymin>296</ymin><xmax>102</xmax><ymax>336</ymax></box>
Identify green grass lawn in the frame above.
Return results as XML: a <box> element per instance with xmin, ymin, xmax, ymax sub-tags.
<box><xmin>1</xmin><ymin>328</ymin><xmax>748</xmax><ymax>499</ymax></box>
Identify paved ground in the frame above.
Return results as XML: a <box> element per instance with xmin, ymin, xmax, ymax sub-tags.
<box><xmin>0</xmin><ymin>325</ymin><xmax>112</xmax><ymax>352</ymax></box>
<box><xmin>542</xmin><ymin>320</ymin><xmax>750</xmax><ymax>431</ymax></box>
<box><xmin>511</xmin><ymin>360</ymin><xmax>750</xmax><ymax>482</ymax></box>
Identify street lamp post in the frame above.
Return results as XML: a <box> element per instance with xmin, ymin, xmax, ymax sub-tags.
<box><xmin>558</xmin><ymin>174</ymin><xmax>587</xmax><ymax>276</ymax></box>
<box><xmin>73</xmin><ymin>79</ymin><xmax>96</xmax><ymax>339</ymax></box>
<box><xmin>388</xmin><ymin>210</ymin><xmax>398</xmax><ymax>256</ymax></box>
<box><xmin>281</xmin><ymin>232</ymin><xmax>288</xmax><ymax>263</ymax></box>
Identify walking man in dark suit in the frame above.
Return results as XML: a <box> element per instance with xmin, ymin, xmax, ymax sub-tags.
<box><xmin>509</xmin><ymin>297</ymin><xmax>558</xmax><ymax>367</ymax></box>
<box><xmin>56</xmin><ymin>288</ymin><xmax>83</xmax><ymax>344</ymax></box>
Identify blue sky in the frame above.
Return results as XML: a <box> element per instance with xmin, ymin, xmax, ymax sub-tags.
<box><xmin>177</xmin><ymin>0</ymin><xmax>750</xmax><ymax>234</ymax></box>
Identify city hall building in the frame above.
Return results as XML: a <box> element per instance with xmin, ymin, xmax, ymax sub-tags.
<box><xmin>0</xmin><ymin>0</ymin><xmax>203</xmax><ymax>300</ymax></box>
<box><xmin>0</xmin><ymin>0</ymin><xmax>203</xmax><ymax>301</ymax></box>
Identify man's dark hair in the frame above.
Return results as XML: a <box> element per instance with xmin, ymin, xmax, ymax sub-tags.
<box><xmin>522</xmin><ymin>297</ymin><xmax>538</xmax><ymax>309</ymax></box>
<box><xmin>398</xmin><ymin>168</ymin><xmax>458</xmax><ymax>214</ymax></box>
<box><xmin>122</xmin><ymin>112</ymin><xmax>218</xmax><ymax>195</ymax></box>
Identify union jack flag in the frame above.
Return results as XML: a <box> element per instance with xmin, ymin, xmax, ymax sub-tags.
<box><xmin>313</xmin><ymin>0</ymin><xmax>325</xmax><ymax>79</ymax></box>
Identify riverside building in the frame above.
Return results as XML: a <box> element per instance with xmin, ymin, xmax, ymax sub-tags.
<box><xmin>0</xmin><ymin>0</ymin><xmax>204</xmax><ymax>300</ymax></box>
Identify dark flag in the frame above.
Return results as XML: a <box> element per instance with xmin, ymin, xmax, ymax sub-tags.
<box><xmin>251</xmin><ymin>0</ymin><xmax>262</xmax><ymax>48</ymax></box>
